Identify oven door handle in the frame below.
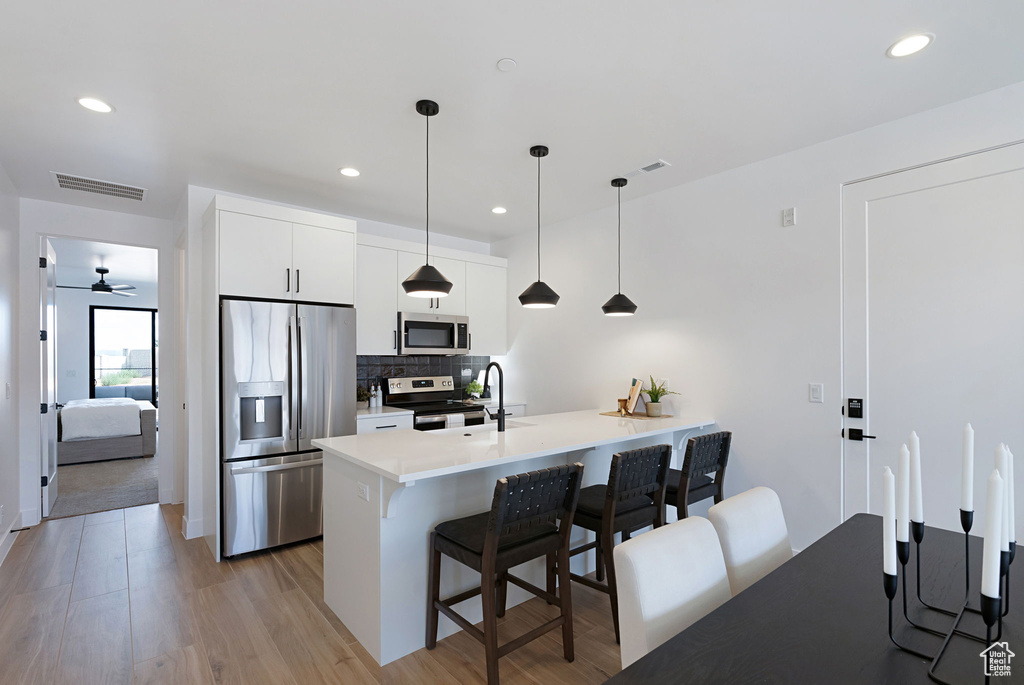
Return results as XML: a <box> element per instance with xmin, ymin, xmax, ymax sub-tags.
<box><xmin>463</xmin><ymin>411</ymin><xmax>486</xmax><ymax>421</ymax></box>
<box><xmin>415</xmin><ymin>415</ymin><xmax>447</xmax><ymax>426</ymax></box>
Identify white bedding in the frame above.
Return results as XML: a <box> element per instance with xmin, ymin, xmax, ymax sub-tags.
<box><xmin>60</xmin><ymin>398</ymin><xmax>141</xmax><ymax>441</ymax></box>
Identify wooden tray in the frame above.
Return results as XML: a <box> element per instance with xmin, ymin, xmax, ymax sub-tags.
<box><xmin>599</xmin><ymin>411</ymin><xmax>674</xmax><ymax>420</ymax></box>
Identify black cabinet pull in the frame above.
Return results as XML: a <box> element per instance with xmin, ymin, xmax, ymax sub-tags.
<box><xmin>393</xmin><ymin>330</ymin><xmax>397</xmax><ymax>350</ymax></box>
<box><xmin>375</xmin><ymin>424</ymin><xmax>397</xmax><ymax>430</ymax></box>
<box><xmin>296</xmin><ymin>269</ymin><xmax>300</xmax><ymax>293</ymax></box>
<box><xmin>286</xmin><ymin>268</ymin><xmax>290</xmax><ymax>292</ymax></box>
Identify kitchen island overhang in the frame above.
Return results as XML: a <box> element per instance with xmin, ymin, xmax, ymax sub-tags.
<box><xmin>314</xmin><ymin>409</ymin><xmax>716</xmax><ymax>666</ymax></box>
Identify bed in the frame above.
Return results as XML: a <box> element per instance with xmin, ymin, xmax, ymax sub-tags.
<box><xmin>57</xmin><ymin>398</ymin><xmax>157</xmax><ymax>465</ymax></box>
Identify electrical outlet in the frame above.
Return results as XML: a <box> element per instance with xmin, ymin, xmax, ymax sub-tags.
<box><xmin>782</xmin><ymin>207</ymin><xmax>796</xmax><ymax>227</ymax></box>
<box><xmin>357</xmin><ymin>482</ymin><xmax>370</xmax><ymax>502</ymax></box>
<box><xmin>657</xmin><ymin>378</ymin><xmax>669</xmax><ymax>391</ymax></box>
<box><xmin>4</xmin><ymin>382</ymin><xmax>9</xmax><ymax>400</ymax></box>
<box><xmin>0</xmin><ymin>504</ymin><xmax>5</xmax><ymax>526</ymax></box>
<box><xmin>808</xmin><ymin>383</ymin><xmax>824</xmax><ymax>403</ymax></box>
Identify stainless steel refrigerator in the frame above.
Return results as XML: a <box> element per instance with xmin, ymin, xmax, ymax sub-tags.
<box><xmin>220</xmin><ymin>298</ymin><xmax>356</xmax><ymax>556</ymax></box>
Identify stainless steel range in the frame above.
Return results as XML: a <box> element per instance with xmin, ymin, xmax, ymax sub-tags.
<box><xmin>383</xmin><ymin>376</ymin><xmax>485</xmax><ymax>431</ymax></box>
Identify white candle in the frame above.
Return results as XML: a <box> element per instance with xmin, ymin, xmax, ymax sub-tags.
<box><xmin>962</xmin><ymin>423</ymin><xmax>975</xmax><ymax>511</ymax></box>
<box><xmin>909</xmin><ymin>431</ymin><xmax>923</xmax><ymax>523</ymax></box>
<box><xmin>982</xmin><ymin>470</ymin><xmax>1005</xmax><ymax>598</ymax></box>
<box><xmin>897</xmin><ymin>445</ymin><xmax>910</xmax><ymax>543</ymax></box>
<box><xmin>1007</xmin><ymin>445</ymin><xmax>1016</xmax><ymax>544</ymax></box>
<box><xmin>997</xmin><ymin>445</ymin><xmax>1010</xmax><ymax>553</ymax></box>
<box><xmin>883</xmin><ymin>467</ymin><xmax>896</xmax><ymax>575</ymax></box>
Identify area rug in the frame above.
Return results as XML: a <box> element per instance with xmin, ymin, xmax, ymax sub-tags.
<box><xmin>47</xmin><ymin>455</ymin><xmax>158</xmax><ymax>519</ymax></box>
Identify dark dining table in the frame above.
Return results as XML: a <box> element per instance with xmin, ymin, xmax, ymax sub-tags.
<box><xmin>605</xmin><ymin>513</ymin><xmax>1023</xmax><ymax>684</ymax></box>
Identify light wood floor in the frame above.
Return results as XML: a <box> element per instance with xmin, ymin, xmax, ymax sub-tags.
<box><xmin>0</xmin><ymin>504</ymin><xmax>622</xmax><ymax>684</ymax></box>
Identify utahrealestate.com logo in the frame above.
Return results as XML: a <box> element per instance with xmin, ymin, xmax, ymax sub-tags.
<box><xmin>981</xmin><ymin>641</ymin><xmax>1015</xmax><ymax>677</ymax></box>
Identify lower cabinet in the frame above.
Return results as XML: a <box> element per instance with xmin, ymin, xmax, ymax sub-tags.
<box><xmin>356</xmin><ymin>414</ymin><xmax>414</xmax><ymax>434</ymax></box>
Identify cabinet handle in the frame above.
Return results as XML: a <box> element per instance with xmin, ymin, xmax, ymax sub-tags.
<box><xmin>375</xmin><ymin>424</ymin><xmax>397</xmax><ymax>430</ymax></box>
<box><xmin>428</xmin><ymin>298</ymin><xmax>433</xmax><ymax>309</ymax></box>
<box><xmin>393</xmin><ymin>330</ymin><xmax>397</xmax><ymax>350</ymax></box>
<box><xmin>286</xmin><ymin>268</ymin><xmax>290</xmax><ymax>292</ymax></box>
<box><xmin>296</xmin><ymin>269</ymin><xmax>300</xmax><ymax>293</ymax></box>
<box><xmin>469</xmin><ymin>333</ymin><xmax>472</xmax><ymax>350</ymax></box>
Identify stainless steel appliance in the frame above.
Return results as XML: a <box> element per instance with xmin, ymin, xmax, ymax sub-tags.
<box><xmin>383</xmin><ymin>376</ymin><xmax>485</xmax><ymax>431</ymax></box>
<box><xmin>397</xmin><ymin>312</ymin><xmax>469</xmax><ymax>356</ymax></box>
<box><xmin>220</xmin><ymin>297</ymin><xmax>356</xmax><ymax>556</ymax></box>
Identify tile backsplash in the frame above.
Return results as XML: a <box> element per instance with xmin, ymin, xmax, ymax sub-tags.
<box><xmin>358</xmin><ymin>355</ymin><xmax>491</xmax><ymax>398</ymax></box>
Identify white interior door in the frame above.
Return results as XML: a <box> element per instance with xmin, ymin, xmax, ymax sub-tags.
<box><xmin>842</xmin><ymin>143</ymin><xmax>1024</xmax><ymax>534</ymax></box>
<box><xmin>40</xmin><ymin>239</ymin><xmax>58</xmax><ymax>517</ymax></box>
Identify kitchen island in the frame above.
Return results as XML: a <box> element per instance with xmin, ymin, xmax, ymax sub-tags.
<box><xmin>314</xmin><ymin>408</ymin><xmax>716</xmax><ymax>666</ymax></box>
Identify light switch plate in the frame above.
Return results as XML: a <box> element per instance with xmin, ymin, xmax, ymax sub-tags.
<box><xmin>808</xmin><ymin>383</ymin><xmax>824</xmax><ymax>403</ymax></box>
<box><xmin>357</xmin><ymin>482</ymin><xmax>370</xmax><ymax>502</ymax></box>
<box><xmin>4</xmin><ymin>382</ymin><xmax>9</xmax><ymax>399</ymax></box>
<box><xmin>782</xmin><ymin>207</ymin><xmax>796</xmax><ymax>227</ymax></box>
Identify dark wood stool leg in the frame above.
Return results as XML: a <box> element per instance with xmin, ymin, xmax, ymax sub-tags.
<box><xmin>595</xmin><ymin>535</ymin><xmax>605</xmax><ymax>582</ymax></box>
<box><xmin>557</xmin><ymin>544</ymin><xmax>575</xmax><ymax>662</ymax></box>
<box><xmin>426</xmin><ymin>534</ymin><xmax>441</xmax><ymax>649</ymax></box>
<box><xmin>546</xmin><ymin>551</ymin><xmax>557</xmax><ymax>605</ymax></box>
<box><xmin>497</xmin><ymin>570</ymin><xmax>508</xmax><ymax>618</ymax></box>
<box><xmin>601</xmin><ymin>526</ymin><xmax>620</xmax><ymax>644</ymax></box>
<box><xmin>480</xmin><ymin>558</ymin><xmax>501</xmax><ymax>685</ymax></box>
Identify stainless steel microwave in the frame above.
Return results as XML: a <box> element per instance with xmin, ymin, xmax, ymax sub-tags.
<box><xmin>398</xmin><ymin>312</ymin><xmax>469</xmax><ymax>355</ymax></box>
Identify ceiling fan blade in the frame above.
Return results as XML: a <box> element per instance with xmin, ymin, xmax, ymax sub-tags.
<box><xmin>56</xmin><ymin>285</ymin><xmax>92</xmax><ymax>290</ymax></box>
<box><xmin>111</xmin><ymin>290</ymin><xmax>137</xmax><ymax>297</ymax></box>
<box><xmin>109</xmin><ymin>284</ymin><xmax>136</xmax><ymax>290</ymax></box>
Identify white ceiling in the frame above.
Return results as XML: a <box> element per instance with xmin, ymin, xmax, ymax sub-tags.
<box><xmin>2</xmin><ymin>1</ymin><xmax>1023</xmax><ymax>243</ymax></box>
<box><xmin>49</xmin><ymin>238</ymin><xmax>158</xmax><ymax>287</ymax></box>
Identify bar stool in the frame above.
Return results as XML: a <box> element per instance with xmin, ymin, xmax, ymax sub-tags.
<box><xmin>666</xmin><ymin>431</ymin><xmax>731</xmax><ymax>520</ymax></box>
<box><xmin>563</xmin><ymin>444</ymin><xmax>671</xmax><ymax>643</ymax></box>
<box><xmin>426</xmin><ymin>463</ymin><xmax>585</xmax><ymax>685</ymax></box>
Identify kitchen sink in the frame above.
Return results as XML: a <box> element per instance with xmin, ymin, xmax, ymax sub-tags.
<box><xmin>426</xmin><ymin>421</ymin><xmax>535</xmax><ymax>436</ymax></box>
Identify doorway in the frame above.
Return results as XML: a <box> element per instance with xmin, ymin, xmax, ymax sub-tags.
<box><xmin>841</xmin><ymin>142</ymin><xmax>1024</xmax><ymax>534</ymax></box>
<box><xmin>46</xmin><ymin>238</ymin><xmax>161</xmax><ymax>519</ymax></box>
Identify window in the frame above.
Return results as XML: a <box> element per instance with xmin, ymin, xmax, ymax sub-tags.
<box><xmin>89</xmin><ymin>306</ymin><xmax>158</xmax><ymax>406</ymax></box>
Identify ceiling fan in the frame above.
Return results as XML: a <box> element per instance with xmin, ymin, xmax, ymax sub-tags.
<box><xmin>57</xmin><ymin>267</ymin><xmax>137</xmax><ymax>297</ymax></box>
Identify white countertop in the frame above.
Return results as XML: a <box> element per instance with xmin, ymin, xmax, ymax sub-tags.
<box><xmin>466</xmin><ymin>398</ymin><xmax>526</xmax><ymax>407</ymax></box>
<box><xmin>314</xmin><ymin>409</ymin><xmax>715</xmax><ymax>483</ymax></box>
<box><xmin>356</xmin><ymin>406</ymin><xmax>414</xmax><ymax>419</ymax></box>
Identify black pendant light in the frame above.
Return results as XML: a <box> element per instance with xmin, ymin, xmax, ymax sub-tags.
<box><xmin>602</xmin><ymin>178</ymin><xmax>638</xmax><ymax>316</ymax></box>
<box><xmin>402</xmin><ymin>100</ymin><xmax>453</xmax><ymax>298</ymax></box>
<box><xmin>519</xmin><ymin>145</ymin><xmax>560</xmax><ymax>308</ymax></box>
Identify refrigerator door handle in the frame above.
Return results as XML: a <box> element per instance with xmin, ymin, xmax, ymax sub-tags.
<box><xmin>296</xmin><ymin>316</ymin><xmax>305</xmax><ymax>438</ymax></box>
<box><xmin>289</xmin><ymin>315</ymin><xmax>299</xmax><ymax>442</ymax></box>
<box><xmin>230</xmin><ymin>458</ymin><xmax>323</xmax><ymax>475</ymax></box>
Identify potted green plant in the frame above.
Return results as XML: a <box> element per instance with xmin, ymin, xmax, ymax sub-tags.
<box><xmin>356</xmin><ymin>385</ymin><xmax>371</xmax><ymax>410</ymax></box>
<box><xmin>644</xmin><ymin>376</ymin><xmax>678</xmax><ymax>417</ymax></box>
<box><xmin>465</xmin><ymin>380</ymin><xmax>483</xmax><ymax>399</ymax></box>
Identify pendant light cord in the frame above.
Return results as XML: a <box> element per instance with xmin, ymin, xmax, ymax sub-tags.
<box><xmin>425</xmin><ymin>114</ymin><xmax>430</xmax><ymax>261</ymax></box>
<box><xmin>536</xmin><ymin>154</ymin><xmax>542</xmax><ymax>279</ymax></box>
<box><xmin>617</xmin><ymin>186</ymin><xmax>622</xmax><ymax>294</ymax></box>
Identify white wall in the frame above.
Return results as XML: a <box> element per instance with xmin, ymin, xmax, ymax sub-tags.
<box><xmin>54</xmin><ymin>272</ymin><xmax>158</xmax><ymax>403</ymax></box>
<box><xmin>0</xmin><ymin>162</ymin><xmax>20</xmax><ymax>544</ymax></box>
<box><xmin>493</xmin><ymin>81</ymin><xmax>1024</xmax><ymax>551</ymax></box>
<box><xmin>17</xmin><ymin>199</ymin><xmax>180</xmax><ymax>526</ymax></box>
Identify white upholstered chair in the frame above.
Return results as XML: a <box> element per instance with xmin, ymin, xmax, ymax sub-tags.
<box><xmin>708</xmin><ymin>486</ymin><xmax>792</xmax><ymax>595</ymax></box>
<box><xmin>613</xmin><ymin>516</ymin><xmax>732</xmax><ymax>669</ymax></box>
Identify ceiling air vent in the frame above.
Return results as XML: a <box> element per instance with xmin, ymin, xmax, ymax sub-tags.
<box><xmin>623</xmin><ymin>159</ymin><xmax>672</xmax><ymax>179</ymax></box>
<box><xmin>50</xmin><ymin>172</ymin><xmax>146</xmax><ymax>201</ymax></box>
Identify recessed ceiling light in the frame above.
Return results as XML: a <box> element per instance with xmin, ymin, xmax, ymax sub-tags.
<box><xmin>496</xmin><ymin>58</ymin><xmax>517</xmax><ymax>72</ymax></box>
<box><xmin>77</xmin><ymin>97</ymin><xmax>114</xmax><ymax>113</ymax></box>
<box><xmin>886</xmin><ymin>34</ymin><xmax>933</xmax><ymax>58</ymax></box>
<box><xmin>491</xmin><ymin>207</ymin><xmax>507</xmax><ymax>214</ymax></box>
<box><xmin>339</xmin><ymin>167</ymin><xmax>360</xmax><ymax>177</ymax></box>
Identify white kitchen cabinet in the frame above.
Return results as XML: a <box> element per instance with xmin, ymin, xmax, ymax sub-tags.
<box><xmin>465</xmin><ymin>262</ymin><xmax>507</xmax><ymax>355</ymax></box>
<box><xmin>356</xmin><ymin>245</ymin><xmax>399</xmax><ymax>355</ymax></box>
<box><xmin>396</xmin><ymin>252</ymin><xmax>466</xmax><ymax>315</ymax></box>
<box><xmin>292</xmin><ymin>222</ymin><xmax>355</xmax><ymax>304</ymax></box>
<box><xmin>219</xmin><ymin>212</ymin><xmax>293</xmax><ymax>299</ymax></box>
<box><xmin>356</xmin><ymin>413</ymin><xmax>414</xmax><ymax>434</ymax></box>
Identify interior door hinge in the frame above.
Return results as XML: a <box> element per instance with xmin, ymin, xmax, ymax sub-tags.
<box><xmin>40</xmin><ymin>330</ymin><xmax>47</xmax><ymax>341</ymax></box>
<box><xmin>39</xmin><ymin>257</ymin><xmax>46</xmax><ymax>268</ymax></box>
<box><xmin>40</xmin><ymin>403</ymin><xmax>48</xmax><ymax>414</ymax></box>
<box><xmin>41</xmin><ymin>475</ymin><xmax>48</xmax><ymax>487</ymax></box>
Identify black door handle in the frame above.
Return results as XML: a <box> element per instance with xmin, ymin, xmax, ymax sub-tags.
<box><xmin>844</xmin><ymin>428</ymin><xmax>877</xmax><ymax>441</ymax></box>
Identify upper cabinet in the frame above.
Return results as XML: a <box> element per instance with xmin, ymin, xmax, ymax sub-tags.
<box><xmin>215</xmin><ymin>199</ymin><xmax>356</xmax><ymax>304</ymax></box>
<box><xmin>464</xmin><ymin>262</ymin><xmax>507</xmax><ymax>356</ymax></box>
<box><xmin>357</xmin><ymin>245</ymin><xmax>399</xmax><ymax>355</ymax></box>
<box><xmin>395</xmin><ymin>252</ymin><xmax>466</xmax><ymax>315</ymax></box>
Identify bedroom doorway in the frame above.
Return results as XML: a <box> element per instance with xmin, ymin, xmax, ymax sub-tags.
<box><xmin>47</xmin><ymin>238</ymin><xmax>160</xmax><ymax>520</ymax></box>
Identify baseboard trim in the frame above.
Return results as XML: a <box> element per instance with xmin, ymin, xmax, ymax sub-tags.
<box><xmin>182</xmin><ymin>514</ymin><xmax>203</xmax><ymax>540</ymax></box>
<box><xmin>18</xmin><ymin>508</ymin><xmax>40</xmax><ymax>529</ymax></box>
<box><xmin>0</xmin><ymin>521</ymin><xmax>16</xmax><ymax>568</ymax></box>
<box><xmin>159</xmin><ymin>487</ymin><xmax>174</xmax><ymax>504</ymax></box>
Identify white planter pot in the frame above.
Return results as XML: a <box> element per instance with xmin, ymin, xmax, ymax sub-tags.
<box><xmin>646</xmin><ymin>402</ymin><xmax>663</xmax><ymax>417</ymax></box>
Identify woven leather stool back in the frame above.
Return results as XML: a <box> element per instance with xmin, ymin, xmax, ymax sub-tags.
<box><xmin>487</xmin><ymin>463</ymin><xmax>584</xmax><ymax>540</ymax></box>
<box><xmin>682</xmin><ymin>432</ymin><xmax>732</xmax><ymax>479</ymax></box>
